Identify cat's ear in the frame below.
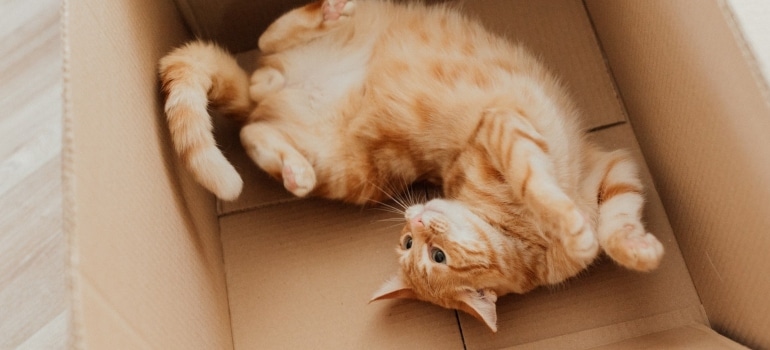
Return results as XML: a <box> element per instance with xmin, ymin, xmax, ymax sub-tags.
<box><xmin>457</xmin><ymin>288</ymin><xmax>499</xmax><ymax>332</ymax></box>
<box><xmin>369</xmin><ymin>276</ymin><xmax>417</xmax><ymax>302</ymax></box>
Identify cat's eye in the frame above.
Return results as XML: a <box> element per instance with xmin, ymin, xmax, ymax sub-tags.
<box><xmin>431</xmin><ymin>248</ymin><xmax>446</xmax><ymax>264</ymax></box>
<box><xmin>402</xmin><ymin>235</ymin><xmax>413</xmax><ymax>250</ymax></box>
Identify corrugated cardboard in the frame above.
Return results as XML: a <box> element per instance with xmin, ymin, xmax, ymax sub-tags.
<box><xmin>173</xmin><ymin>0</ymin><xmax>307</xmax><ymax>53</ymax></box>
<box><xmin>590</xmin><ymin>324</ymin><xmax>747</xmax><ymax>350</ymax></box>
<box><xmin>221</xmin><ymin>200</ymin><xmax>464</xmax><ymax>349</ymax></box>
<box><xmin>64</xmin><ymin>0</ymin><xmax>232</xmax><ymax>348</ymax></box>
<box><xmin>585</xmin><ymin>1</ymin><xmax>770</xmax><ymax>347</ymax></box>
<box><xmin>61</xmin><ymin>0</ymin><xmax>768</xmax><ymax>348</ymax></box>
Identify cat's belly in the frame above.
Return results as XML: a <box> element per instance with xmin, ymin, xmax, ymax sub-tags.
<box><xmin>281</xmin><ymin>42</ymin><xmax>371</xmax><ymax>121</ymax></box>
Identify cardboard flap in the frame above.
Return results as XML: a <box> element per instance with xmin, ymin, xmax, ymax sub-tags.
<box><xmin>586</xmin><ymin>0</ymin><xmax>770</xmax><ymax>348</ymax></box>
<box><xmin>724</xmin><ymin>0</ymin><xmax>770</xmax><ymax>92</ymax></box>
<box><xmin>220</xmin><ymin>199</ymin><xmax>465</xmax><ymax>349</ymax></box>
<box><xmin>173</xmin><ymin>0</ymin><xmax>308</xmax><ymax>53</ymax></box>
<box><xmin>63</xmin><ymin>0</ymin><xmax>232</xmax><ymax>348</ymax></box>
<box><xmin>591</xmin><ymin>324</ymin><xmax>748</xmax><ymax>350</ymax></box>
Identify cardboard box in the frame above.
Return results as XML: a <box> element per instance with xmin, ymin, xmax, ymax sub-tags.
<box><xmin>62</xmin><ymin>0</ymin><xmax>769</xmax><ymax>348</ymax></box>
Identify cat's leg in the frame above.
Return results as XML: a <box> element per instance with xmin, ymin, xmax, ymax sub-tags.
<box><xmin>240</xmin><ymin>122</ymin><xmax>317</xmax><ymax>197</ymax></box>
<box><xmin>252</xmin><ymin>0</ymin><xmax>355</xmax><ymax>100</ymax></box>
<box><xmin>474</xmin><ymin>109</ymin><xmax>598</xmax><ymax>259</ymax></box>
<box><xmin>258</xmin><ymin>0</ymin><xmax>355</xmax><ymax>53</ymax></box>
<box><xmin>587</xmin><ymin>150</ymin><xmax>664</xmax><ymax>271</ymax></box>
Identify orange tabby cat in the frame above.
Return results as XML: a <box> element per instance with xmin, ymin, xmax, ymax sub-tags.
<box><xmin>159</xmin><ymin>0</ymin><xmax>664</xmax><ymax>332</ymax></box>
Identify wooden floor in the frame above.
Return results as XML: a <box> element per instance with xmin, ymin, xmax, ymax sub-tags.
<box><xmin>0</xmin><ymin>0</ymin><xmax>69</xmax><ymax>348</ymax></box>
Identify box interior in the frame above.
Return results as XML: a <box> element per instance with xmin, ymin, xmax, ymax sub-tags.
<box><xmin>64</xmin><ymin>0</ymin><xmax>768</xmax><ymax>348</ymax></box>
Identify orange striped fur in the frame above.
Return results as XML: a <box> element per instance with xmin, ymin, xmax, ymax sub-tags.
<box><xmin>158</xmin><ymin>0</ymin><xmax>664</xmax><ymax>332</ymax></box>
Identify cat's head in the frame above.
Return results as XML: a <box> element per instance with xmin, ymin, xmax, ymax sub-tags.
<box><xmin>370</xmin><ymin>199</ymin><xmax>504</xmax><ymax>332</ymax></box>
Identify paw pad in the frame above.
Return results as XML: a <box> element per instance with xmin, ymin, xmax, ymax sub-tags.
<box><xmin>323</xmin><ymin>0</ymin><xmax>353</xmax><ymax>21</ymax></box>
<box><xmin>282</xmin><ymin>163</ymin><xmax>316</xmax><ymax>197</ymax></box>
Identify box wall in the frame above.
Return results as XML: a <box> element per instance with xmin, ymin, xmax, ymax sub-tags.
<box><xmin>172</xmin><ymin>0</ymin><xmax>308</xmax><ymax>53</ymax></box>
<box><xmin>64</xmin><ymin>0</ymin><xmax>233</xmax><ymax>348</ymax></box>
<box><xmin>585</xmin><ymin>0</ymin><xmax>770</xmax><ymax>348</ymax></box>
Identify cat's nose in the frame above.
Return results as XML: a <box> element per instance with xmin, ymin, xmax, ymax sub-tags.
<box><xmin>410</xmin><ymin>216</ymin><xmax>424</xmax><ymax>229</ymax></box>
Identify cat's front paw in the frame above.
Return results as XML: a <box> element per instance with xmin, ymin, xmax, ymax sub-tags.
<box><xmin>249</xmin><ymin>67</ymin><xmax>285</xmax><ymax>102</ymax></box>
<box><xmin>323</xmin><ymin>0</ymin><xmax>354</xmax><ymax>22</ymax></box>
<box><xmin>604</xmin><ymin>224</ymin><xmax>664</xmax><ymax>272</ymax></box>
<box><xmin>282</xmin><ymin>163</ymin><xmax>316</xmax><ymax>197</ymax></box>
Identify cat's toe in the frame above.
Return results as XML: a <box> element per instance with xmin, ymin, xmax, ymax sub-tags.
<box><xmin>323</xmin><ymin>0</ymin><xmax>354</xmax><ymax>22</ymax></box>
<box><xmin>282</xmin><ymin>164</ymin><xmax>316</xmax><ymax>197</ymax></box>
<box><xmin>606</xmin><ymin>224</ymin><xmax>664</xmax><ymax>272</ymax></box>
<box><xmin>623</xmin><ymin>232</ymin><xmax>664</xmax><ymax>271</ymax></box>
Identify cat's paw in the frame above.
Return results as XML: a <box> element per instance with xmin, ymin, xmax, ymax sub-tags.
<box><xmin>282</xmin><ymin>162</ymin><xmax>316</xmax><ymax>197</ymax></box>
<box><xmin>249</xmin><ymin>67</ymin><xmax>285</xmax><ymax>102</ymax></box>
<box><xmin>604</xmin><ymin>224</ymin><xmax>664</xmax><ymax>272</ymax></box>
<box><xmin>323</xmin><ymin>0</ymin><xmax>354</xmax><ymax>22</ymax></box>
<box><xmin>562</xmin><ymin>210</ymin><xmax>599</xmax><ymax>260</ymax></box>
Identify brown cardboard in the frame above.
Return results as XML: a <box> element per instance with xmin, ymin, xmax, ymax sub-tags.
<box><xmin>220</xmin><ymin>199</ymin><xmax>465</xmax><ymax>349</ymax></box>
<box><xmin>64</xmin><ymin>0</ymin><xmax>232</xmax><ymax>348</ymax></box>
<box><xmin>173</xmin><ymin>0</ymin><xmax>310</xmax><ymax>53</ymax></box>
<box><xmin>591</xmin><ymin>324</ymin><xmax>748</xmax><ymax>350</ymax></box>
<box><xmin>585</xmin><ymin>1</ymin><xmax>770</xmax><ymax>347</ymax></box>
<box><xmin>61</xmin><ymin>0</ymin><xmax>768</xmax><ymax>348</ymax></box>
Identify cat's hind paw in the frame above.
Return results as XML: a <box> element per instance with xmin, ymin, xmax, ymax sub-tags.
<box><xmin>323</xmin><ymin>0</ymin><xmax>354</xmax><ymax>22</ymax></box>
<box><xmin>282</xmin><ymin>163</ymin><xmax>316</xmax><ymax>197</ymax></box>
<box><xmin>604</xmin><ymin>224</ymin><xmax>664</xmax><ymax>272</ymax></box>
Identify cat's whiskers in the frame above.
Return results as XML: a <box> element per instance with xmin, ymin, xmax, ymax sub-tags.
<box><xmin>389</xmin><ymin>187</ymin><xmax>411</xmax><ymax>212</ymax></box>
<box><xmin>378</xmin><ymin>221</ymin><xmax>409</xmax><ymax>231</ymax></box>
<box><xmin>399</xmin><ymin>179</ymin><xmax>417</xmax><ymax>209</ymax></box>
<box><xmin>375</xmin><ymin>217</ymin><xmax>407</xmax><ymax>222</ymax></box>
<box><xmin>369</xmin><ymin>200</ymin><xmax>405</xmax><ymax>216</ymax></box>
<box><xmin>367</xmin><ymin>181</ymin><xmax>409</xmax><ymax>212</ymax></box>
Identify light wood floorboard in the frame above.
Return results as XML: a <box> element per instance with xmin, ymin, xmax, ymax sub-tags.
<box><xmin>0</xmin><ymin>0</ymin><xmax>69</xmax><ymax>348</ymax></box>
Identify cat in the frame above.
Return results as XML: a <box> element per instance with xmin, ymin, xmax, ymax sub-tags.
<box><xmin>159</xmin><ymin>0</ymin><xmax>664</xmax><ymax>332</ymax></box>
